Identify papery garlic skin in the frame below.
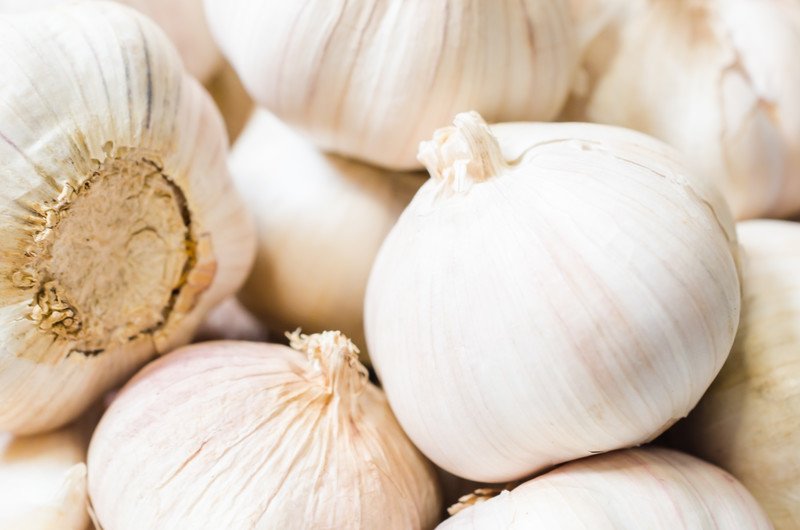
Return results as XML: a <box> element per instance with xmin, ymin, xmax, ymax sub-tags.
<box><xmin>205</xmin><ymin>0</ymin><xmax>578</xmax><ymax>170</ymax></box>
<box><xmin>674</xmin><ymin>219</ymin><xmax>800</xmax><ymax>530</ymax></box>
<box><xmin>0</xmin><ymin>0</ymin><xmax>222</xmax><ymax>82</ymax></box>
<box><xmin>570</xmin><ymin>0</ymin><xmax>800</xmax><ymax>220</ymax></box>
<box><xmin>0</xmin><ymin>2</ymin><xmax>255</xmax><ymax>434</ymax></box>
<box><xmin>439</xmin><ymin>448</ymin><xmax>772</xmax><ymax>529</ymax></box>
<box><xmin>88</xmin><ymin>334</ymin><xmax>441</xmax><ymax>530</ymax></box>
<box><xmin>0</xmin><ymin>422</ymin><xmax>93</xmax><ymax>530</ymax></box>
<box><xmin>365</xmin><ymin>112</ymin><xmax>740</xmax><ymax>482</ymax></box>
<box><xmin>230</xmin><ymin>111</ymin><xmax>425</xmax><ymax>359</ymax></box>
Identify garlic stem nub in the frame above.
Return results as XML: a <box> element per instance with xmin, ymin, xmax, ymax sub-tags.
<box><xmin>418</xmin><ymin>112</ymin><xmax>508</xmax><ymax>192</ymax></box>
<box><xmin>286</xmin><ymin>329</ymin><xmax>368</xmax><ymax>402</ymax></box>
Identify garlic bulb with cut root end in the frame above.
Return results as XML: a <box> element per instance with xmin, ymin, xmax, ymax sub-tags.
<box><xmin>88</xmin><ymin>333</ymin><xmax>442</xmax><ymax>530</ymax></box>
<box><xmin>365</xmin><ymin>112</ymin><xmax>741</xmax><ymax>482</ymax></box>
<box><xmin>0</xmin><ymin>0</ymin><xmax>223</xmax><ymax>82</ymax></box>
<box><xmin>205</xmin><ymin>0</ymin><xmax>578</xmax><ymax>170</ymax></box>
<box><xmin>0</xmin><ymin>414</ymin><xmax>98</xmax><ymax>530</ymax></box>
<box><xmin>570</xmin><ymin>0</ymin><xmax>800</xmax><ymax>220</ymax></box>
<box><xmin>231</xmin><ymin>111</ymin><xmax>426</xmax><ymax>360</ymax></box>
<box><xmin>439</xmin><ymin>448</ymin><xmax>772</xmax><ymax>529</ymax></box>
<box><xmin>672</xmin><ymin>219</ymin><xmax>800</xmax><ymax>529</ymax></box>
<box><xmin>0</xmin><ymin>2</ymin><xmax>255</xmax><ymax>434</ymax></box>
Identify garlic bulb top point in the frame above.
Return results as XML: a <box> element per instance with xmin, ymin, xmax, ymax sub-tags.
<box><xmin>419</xmin><ymin>112</ymin><xmax>508</xmax><ymax>191</ymax></box>
<box><xmin>286</xmin><ymin>329</ymin><xmax>368</xmax><ymax>404</ymax></box>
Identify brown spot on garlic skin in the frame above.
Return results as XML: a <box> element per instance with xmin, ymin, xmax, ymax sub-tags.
<box><xmin>10</xmin><ymin>143</ymin><xmax>215</xmax><ymax>363</ymax></box>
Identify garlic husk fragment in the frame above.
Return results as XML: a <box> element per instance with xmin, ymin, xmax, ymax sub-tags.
<box><xmin>204</xmin><ymin>0</ymin><xmax>578</xmax><ymax>170</ymax></box>
<box><xmin>0</xmin><ymin>414</ymin><xmax>97</xmax><ymax>530</ymax></box>
<box><xmin>673</xmin><ymin>219</ymin><xmax>800</xmax><ymax>529</ymax></box>
<box><xmin>0</xmin><ymin>2</ymin><xmax>255</xmax><ymax>434</ymax></box>
<box><xmin>88</xmin><ymin>333</ymin><xmax>442</xmax><ymax>529</ymax></box>
<box><xmin>365</xmin><ymin>112</ymin><xmax>741</xmax><ymax>482</ymax></box>
<box><xmin>439</xmin><ymin>448</ymin><xmax>772</xmax><ymax>529</ymax></box>
<box><xmin>0</xmin><ymin>0</ymin><xmax>222</xmax><ymax>82</ymax></box>
<box><xmin>230</xmin><ymin>111</ymin><xmax>426</xmax><ymax>359</ymax></box>
<box><xmin>566</xmin><ymin>0</ymin><xmax>800</xmax><ymax>220</ymax></box>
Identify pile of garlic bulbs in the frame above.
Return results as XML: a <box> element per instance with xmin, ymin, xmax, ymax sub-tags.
<box><xmin>1</xmin><ymin>0</ymin><xmax>799</xmax><ymax>528</ymax></box>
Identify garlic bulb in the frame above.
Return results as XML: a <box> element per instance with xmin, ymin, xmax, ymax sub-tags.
<box><xmin>0</xmin><ymin>419</ymin><xmax>94</xmax><ymax>529</ymax></box>
<box><xmin>569</xmin><ymin>0</ymin><xmax>800</xmax><ymax>220</ymax></box>
<box><xmin>674</xmin><ymin>219</ymin><xmax>800</xmax><ymax>529</ymax></box>
<box><xmin>365</xmin><ymin>112</ymin><xmax>741</xmax><ymax>482</ymax></box>
<box><xmin>230</xmin><ymin>111</ymin><xmax>425</xmax><ymax>358</ymax></box>
<box><xmin>205</xmin><ymin>0</ymin><xmax>578</xmax><ymax>170</ymax></box>
<box><xmin>439</xmin><ymin>448</ymin><xmax>772</xmax><ymax>529</ymax></box>
<box><xmin>88</xmin><ymin>333</ymin><xmax>442</xmax><ymax>529</ymax></box>
<box><xmin>0</xmin><ymin>2</ymin><xmax>255</xmax><ymax>434</ymax></box>
<box><xmin>0</xmin><ymin>0</ymin><xmax>222</xmax><ymax>82</ymax></box>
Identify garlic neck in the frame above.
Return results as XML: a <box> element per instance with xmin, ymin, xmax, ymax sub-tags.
<box><xmin>417</xmin><ymin>111</ymin><xmax>507</xmax><ymax>192</ymax></box>
<box><xmin>287</xmin><ymin>330</ymin><xmax>368</xmax><ymax>407</ymax></box>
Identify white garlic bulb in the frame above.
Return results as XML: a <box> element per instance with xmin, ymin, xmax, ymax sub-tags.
<box><xmin>569</xmin><ymin>0</ymin><xmax>800</xmax><ymax>220</ymax></box>
<box><xmin>439</xmin><ymin>448</ymin><xmax>772</xmax><ymax>529</ymax></box>
<box><xmin>0</xmin><ymin>0</ymin><xmax>222</xmax><ymax>82</ymax></box>
<box><xmin>0</xmin><ymin>2</ymin><xmax>255</xmax><ymax>434</ymax></box>
<box><xmin>193</xmin><ymin>297</ymin><xmax>270</xmax><ymax>343</ymax></box>
<box><xmin>0</xmin><ymin>420</ymin><xmax>94</xmax><ymax>529</ymax></box>
<box><xmin>88</xmin><ymin>333</ymin><xmax>442</xmax><ymax>529</ymax></box>
<box><xmin>365</xmin><ymin>112</ymin><xmax>741</xmax><ymax>482</ymax></box>
<box><xmin>205</xmin><ymin>0</ymin><xmax>578</xmax><ymax>170</ymax></box>
<box><xmin>675</xmin><ymin>219</ymin><xmax>800</xmax><ymax>530</ymax></box>
<box><xmin>230</xmin><ymin>111</ymin><xmax>425</xmax><ymax>358</ymax></box>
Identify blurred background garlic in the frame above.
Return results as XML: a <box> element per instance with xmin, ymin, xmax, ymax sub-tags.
<box><xmin>0</xmin><ymin>408</ymin><xmax>99</xmax><ymax>530</ymax></box>
<box><xmin>365</xmin><ymin>112</ymin><xmax>741</xmax><ymax>482</ymax></box>
<box><xmin>88</xmin><ymin>333</ymin><xmax>442</xmax><ymax>529</ymax></box>
<box><xmin>0</xmin><ymin>2</ymin><xmax>255</xmax><ymax>434</ymax></box>
<box><xmin>230</xmin><ymin>111</ymin><xmax>425</xmax><ymax>360</ymax></box>
<box><xmin>205</xmin><ymin>0</ymin><xmax>579</xmax><ymax>170</ymax></box>
<box><xmin>671</xmin><ymin>219</ymin><xmax>800</xmax><ymax>530</ymax></box>
<box><xmin>192</xmin><ymin>297</ymin><xmax>270</xmax><ymax>343</ymax></box>
<box><xmin>565</xmin><ymin>0</ymin><xmax>800</xmax><ymax>220</ymax></box>
<box><xmin>439</xmin><ymin>448</ymin><xmax>772</xmax><ymax>529</ymax></box>
<box><xmin>0</xmin><ymin>0</ymin><xmax>222</xmax><ymax>82</ymax></box>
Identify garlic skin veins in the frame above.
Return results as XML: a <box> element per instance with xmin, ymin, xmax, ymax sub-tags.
<box><xmin>230</xmin><ymin>111</ymin><xmax>425</xmax><ymax>360</ymax></box>
<box><xmin>0</xmin><ymin>2</ymin><xmax>255</xmax><ymax>434</ymax></box>
<box><xmin>204</xmin><ymin>0</ymin><xmax>578</xmax><ymax>170</ymax></box>
<box><xmin>0</xmin><ymin>422</ymin><xmax>93</xmax><ymax>530</ymax></box>
<box><xmin>439</xmin><ymin>448</ymin><xmax>772</xmax><ymax>529</ymax></box>
<box><xmin>569</xmin><ymin>0</ymin><xmax>800</xmax><ymax>220</ymax></box>
<box><xmin>0</xmin><ymin>0</ymin><xmax>222</xmax><ymax>82</ymax></box>
<box><xmin>365</xmin><ymin>112</ymin><xmax>741</xmax><ymax>482</ymax></box>
<box><xmin>88</xmin><ymin>333</ymin><xmax>442</xmax><ymax>530</ymax></box>
<box><xmin>675</xmin><ymin>219</ymin><xmax>800</xmax><ymax>530</ymax></box>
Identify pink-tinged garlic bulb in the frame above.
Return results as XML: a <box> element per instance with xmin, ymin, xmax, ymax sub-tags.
<box><xmin>88</xmin><ymin>333</ymin><xmax>442</xmax><ymax>529</ymax></box>
<box><xmin>365</xmin><ymin>112</ymin><xmax>740</xmax><ymax>482</ymax></box>
<box><xmin>0</xmin><ymin>2</ymin><xmax>255</xmax><ymax>434</ymax></box>
<box><xmin>204</xmin><ymin>0</ymin><xmax>578</xmax><ymax>170</ymax></box>
<box><xmin>675</xmin><ymin>219</ymin><xmax>800</xmax><ymax>529</ymax></box>
<box><xmin>439</xmin><ymin>448</ymin><xmax>772</xmax><ymax>529</ymax></box>
<box><xmin>567</xmin><ymin>0</ymin><xmax>800</xmax><ymax>220</ymax></box>
<box><xmin>0</xmin><ymin>0</ymin><xmax>222</xmax><ymax>82</ymax></box>
<box><xmin>229</xmin><ymin>111</ymin><xmax>425</xmax><ymax>361</ymax></box>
